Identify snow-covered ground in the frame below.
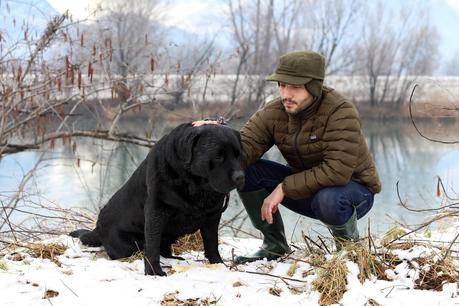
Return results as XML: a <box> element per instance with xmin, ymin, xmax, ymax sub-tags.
<box><xmin>1</xmin><ymin>226</ymin><xmax>458</xmax><ymax>306</ymax></box>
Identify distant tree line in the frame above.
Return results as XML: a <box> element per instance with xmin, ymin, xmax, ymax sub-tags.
<box><xmin>0</xmin><ymin>0</ymin><xmax>442</xmax><ymax>157</ymax></box>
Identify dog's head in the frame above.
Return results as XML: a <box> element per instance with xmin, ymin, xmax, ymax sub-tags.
<box><xmin>183</xmin><ymin>125</ymin><xmax>244</xmax><ymax>194</ymax></box>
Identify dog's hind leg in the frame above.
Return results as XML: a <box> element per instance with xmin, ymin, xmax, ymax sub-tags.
<box><xmin>103</xmin><ymin>230</ymin><xmax>144</xmax><ymax>260</ymax></box>
<box><xmin>69</xmin><ymin>229</ymin><xmax>102</xmax><ymax>247</ymax></box>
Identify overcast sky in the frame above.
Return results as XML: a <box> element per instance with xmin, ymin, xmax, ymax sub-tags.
<box><xmin>5</xmin><ymin>0</ymin><xmax>459</xmax><ymax>72</ymax></box>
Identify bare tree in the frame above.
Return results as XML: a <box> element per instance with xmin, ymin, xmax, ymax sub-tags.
<box><xmin>293</xmin><ymin>0</ymin><xmax>364</xmax><ymax>75</ymax></box>
<box><xmin>93</xmin><ymin>0</ymin><xmax>164</xmax><ymax>78</ymax></box>
<box><xmin>225</xmin><ymin>0</ymin><xmax>365</xmax><ymax>112</ymax></box>
<box><xmin>353</xmin><ymin>1</ymin><xmax>439</xmax><ymax>108</ymax></box>
<box><xmin>443</xmin><ymin>48</ymin><xmax>459</xmax><ymax>76</ymax></box>
<box><xmin>226</xmin><ymin>0</ymin><xmax>277</xmax><ymax>109</ymax></box>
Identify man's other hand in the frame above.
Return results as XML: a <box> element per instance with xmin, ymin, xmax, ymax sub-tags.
<box><xmin>261</xmin><ymin>183</ymin><xmax>284</xmax><ymax>224</ymax></box>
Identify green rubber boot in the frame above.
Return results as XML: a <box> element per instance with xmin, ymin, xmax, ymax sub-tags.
<box><xmin>234</xmin><ymin>189</ymin><xmax>291</xmax><ymax>264</ymax></box>
<box><xmin>327</xmin><ymin>209</ymin><xmax>359</xmax><ymax>251</ymax></box>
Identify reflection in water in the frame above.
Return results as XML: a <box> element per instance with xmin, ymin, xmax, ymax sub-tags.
<box><xmin>1</xmin><ymin>119</ymin><xmax>458</xmax><ymax>241</ymax></box>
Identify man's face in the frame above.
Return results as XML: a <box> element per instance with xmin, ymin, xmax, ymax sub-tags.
<box><xmin>279</xmin><ymin>82</ymin><xmax>315</xmax><ymax>114</ymax></box>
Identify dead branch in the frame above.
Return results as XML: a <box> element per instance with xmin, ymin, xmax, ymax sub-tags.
<box><xmin>409</xmin><ymin>84</ymin><xmax>459</xmax><ymax>144</ymax></box>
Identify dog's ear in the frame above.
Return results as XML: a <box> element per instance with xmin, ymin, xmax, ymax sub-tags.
<box><xmin>231</xmin><ymin>128</ymin><xmax>241</xmax><ymax>144</ymax></box>
<box><xmin>180</xmin><ymin>128</ymin><xmax>201</xmax><ymax>168</ymax></box>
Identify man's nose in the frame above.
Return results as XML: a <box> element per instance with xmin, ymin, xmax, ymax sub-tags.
<box><xmin>280</xmin><ymin>87</ymin><xmax>293</xmax><ymax>98</ymax></box>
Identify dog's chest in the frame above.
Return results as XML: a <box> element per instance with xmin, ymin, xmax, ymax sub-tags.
<box><xmin>166</xmin><ymin>192</ymin><xmax>224</xmax><ymax>234</ymax></box>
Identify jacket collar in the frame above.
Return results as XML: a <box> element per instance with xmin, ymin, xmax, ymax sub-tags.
<box><xmin>287</xmin><ymin>92</ymin><xmax>323</xmax><ymax>121</ymax></box>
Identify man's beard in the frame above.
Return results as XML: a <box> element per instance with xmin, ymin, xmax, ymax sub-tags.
<box><xmin>282</xmin><ymin>98</ymin><xmax>301</xmax><ymax>114</ymax></box>
<box><xmin>282</xmin><ymin>97</ymin><xmax>314</xmax><ymax>114</ymax></box>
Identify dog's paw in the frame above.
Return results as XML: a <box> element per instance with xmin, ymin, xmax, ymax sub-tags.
<box><xmin>144</xmin><ymin>259</ymin><xmax>167</xmax><ymax>276</ymax></box>
<box><xmin>207</xmin><ymin>255</ymin><xmax>224</xmax><ymax>264</ymax></box>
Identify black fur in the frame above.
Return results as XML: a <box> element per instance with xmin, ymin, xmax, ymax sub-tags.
<box><xmin>70</xmin><ymin>123</ymin><xmax>244</xmax><ymax>276</ymax></box>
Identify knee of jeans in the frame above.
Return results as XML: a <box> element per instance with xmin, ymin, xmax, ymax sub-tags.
<box><xmin>312</xmin><ymin>188</ymin><xmax>352</xmax><ymax>225</ymax></box>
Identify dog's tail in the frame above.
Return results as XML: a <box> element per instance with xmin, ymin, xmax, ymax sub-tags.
<box><xmin>69</xmin><ymin>229</ymin><xmax>102</xmax><ymax>247</ymax></box>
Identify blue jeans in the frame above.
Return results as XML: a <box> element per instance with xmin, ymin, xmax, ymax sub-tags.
<box><xmin>241</xmin><ymin>159</ymin><xmax>374</xmax><ymax>226</ymax></box>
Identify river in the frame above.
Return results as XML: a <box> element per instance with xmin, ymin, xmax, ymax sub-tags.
<box><xmin>1</xmin><ymin>119</ymin><xmax>458</xmax><ymax>242</ymax></box>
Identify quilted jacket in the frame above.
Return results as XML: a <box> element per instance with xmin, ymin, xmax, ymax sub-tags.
<box><xmin>240</xmin><ymin>86</ymin><xmax>381</xmax><ymax>199</ymax></box>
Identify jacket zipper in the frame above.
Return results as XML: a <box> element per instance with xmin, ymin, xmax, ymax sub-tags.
<box><xmin>293</xmin><ymin>125</ymin><xmax>306</xmax><ymax>170</ymax></box>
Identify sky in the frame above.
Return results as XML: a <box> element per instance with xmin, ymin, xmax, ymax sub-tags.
<box><xmin>45</xmin><ymin>0</ymin><xmax>459</xmax><ymax>64</ymax></box>
<box><xmin>3</xmin><ymin>0</ymin><xmax>459</xmax><ymax>72</ymax></box>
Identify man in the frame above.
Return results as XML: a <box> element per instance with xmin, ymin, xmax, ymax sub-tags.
<box><xmin>196</xmin><ymin>50</ymin><xmax>381</xmax><ymax>264</ymax></box>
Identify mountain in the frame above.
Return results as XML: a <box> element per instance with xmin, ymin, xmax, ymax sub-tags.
<box><xmin>1</xmin><ymin>0</ymin><xmax>59</xmax><ymax>43</ymax></box>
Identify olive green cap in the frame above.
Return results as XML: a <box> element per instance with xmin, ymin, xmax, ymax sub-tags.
<box><xmin>266</xmin><ymin>50</ymin><xmax>325</xmax><ymax>85</ymax></box>
<box><xmin>266</xmin><ymin>51</ymin><xmax>325</xmax><ymax>97</ymax></box>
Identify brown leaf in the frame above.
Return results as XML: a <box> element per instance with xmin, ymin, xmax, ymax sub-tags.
<box><xmin>43</xmin><ymin>289</ymin><xmax>59</xmax><ymax>299</ymax></box>
<box><xmin>65</xmin><ymin>56</ymin><xmax>70</xmax><ymax>80</ymax></box>
<box><xmin>77</xmin><ymin>68</ymin><xmax>82</xmax><ymax>89</ymax></box>
<box><xmin>436</xmin><ymin>177</ymin><xmax>441</xmax><ymax>197</ymax></box>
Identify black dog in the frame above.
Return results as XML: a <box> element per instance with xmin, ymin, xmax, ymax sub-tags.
<box><xmin>70</xmin><ymin>123</ymin><xmax>244</xmax><ymax>276</ymax></box>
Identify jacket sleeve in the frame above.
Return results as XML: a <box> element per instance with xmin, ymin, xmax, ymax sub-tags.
<box><xmin>282</xmin><ymin>102</ymin><xmax>360</xmax><ymax>199</ymax></box>
<box><xmin>240</xmin><ymin>108</ymin><xmax>274</xmax><ymax>169</ymax></box>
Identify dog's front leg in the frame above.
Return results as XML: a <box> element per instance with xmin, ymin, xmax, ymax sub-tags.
<box><xmin>200</xmin><ymin>212</ymin><xmax>223</xmax><ymax>264</ymax></box>
<box><xmin>144</xmin><ymin>199</ymin><xmax>169</xmax><ymax>276</ymax></box>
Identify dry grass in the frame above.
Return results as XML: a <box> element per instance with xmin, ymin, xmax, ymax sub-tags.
<box><xmin>380</xmin><ymin>226</ymin><xmax>408</xmax><ymax>247</ymax></box>
<box><xmin>119</xmin><ymin>250</ymin><xmax>144</xmax><ymax>263</ymax></box>
<box><xmin>312</xmin><ymin>255</ymin><xmax>348</xmax><ymax>306</ymax></box>
<box><xmin>346</xmin><ymin>240</ymin><xmax>400</xmax><ymax>283</ymax></box>
<box><xmin>309</xmin><ymin>253</ymin><xmax>327</xmax><ymax>267</ymax></box>
<box><xmin>160</xmin><ymin>291</ymin><xmax>218</xmax><ymax>306</ymax></box>
<box><xmin>413</xmin><ymin>254</ymin><xmax>459</xmax><ymax>291</ymax></box>
<box><xmin>365</xmin><ymin>298</ymin><xmax>381</xmax><ymax>306</ymax></box>
<box><xmin>268</xmin><ymin>285</ymin><xmax>283</xmax><ymax>296</ymax></box>
<box><xmin>385</xmin><ymin>242</ymin><xmax>416</xmax><ymax>250</ymax></box>
<box><xmin>171</xmin><ymin>231</ymin><xmax>204</xmax><ymax>255</ymax></box>
<box><xmin>0</xmin><ymin>260</ymin><xmax>7</xmax><ymax>271</ymax></box>
<box><xmin>26</xmin><ymin>243</ymin><xmax>67</xmax><ymax>267</ymax></box>
<box><xmin>287</xmin><ymin>261</ymin><xmax>298</xmax><ymax>277</ymax></box>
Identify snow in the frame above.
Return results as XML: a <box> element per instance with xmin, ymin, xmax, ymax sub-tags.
<box><xmin>1</xmin><ymin>229</ymin><xmax>458</xmax><ymax>306</ymax></box>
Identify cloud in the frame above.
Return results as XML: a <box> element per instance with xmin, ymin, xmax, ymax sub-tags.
<box><xmin>162</xmin><ymin>0</ymin><xmax>225</xmax><ymax>33</ymax></box>
<box><xmin>446</xmin><ymin>0</ymin><xmax>459</xmax><ymax>10</ymax></box>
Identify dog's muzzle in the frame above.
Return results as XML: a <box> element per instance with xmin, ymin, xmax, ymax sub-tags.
<box><xmin>232</xmin><ymin>170</ymin><xmax>245</xmax><ymax>190</ymax></box>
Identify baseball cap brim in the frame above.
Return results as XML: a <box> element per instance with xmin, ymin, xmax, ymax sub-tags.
<box><xmin>266</xmin><ymin>73</ymin><xmax>312</xmax><ymax>85</ymax></box>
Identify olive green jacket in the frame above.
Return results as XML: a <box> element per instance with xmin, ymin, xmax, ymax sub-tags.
<box><xmin>240</xmin><ymin>86</ymin><xmax>381</xmax><ymax>200</ymax></box>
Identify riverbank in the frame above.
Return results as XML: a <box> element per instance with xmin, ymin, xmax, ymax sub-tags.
<box><xmin>1</xmin><ymin>222</ymin><xmax>458</xmax><ymax>306</ymax></box>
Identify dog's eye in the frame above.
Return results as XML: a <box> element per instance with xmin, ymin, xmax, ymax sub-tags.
<box><xmin>215</xmin><ymin>155</ymin><xmax>224</xmax><ymax>163</ymax></box>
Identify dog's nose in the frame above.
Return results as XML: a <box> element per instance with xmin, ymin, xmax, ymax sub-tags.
<box><xmin>232</xmin><ymin>170</ymin><xmax>245</xmax><ymax>190</ymax></box>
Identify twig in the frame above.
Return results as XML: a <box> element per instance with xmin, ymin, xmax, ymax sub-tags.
<box><xmin>409</xmin><ymin>84</ymin><xmax>459</xmax><ymax>144</ymax></box>
<box><xmin>441</xmin><ymin>231</ymin><xmax>459</xmax><ymax>262</ymax></box>
<box><xmin>240</xmin><ymin>269</ymin><xmax>308</xmax><ymax>283</ymax></box>
<box><xmin>60</xmin><ymin>279</ymin><xmax>79</xmax><ymax>297</ymax></box>
<box><xmin>381</xmin><ymin>284</ymin><xmax>410</xmax><ymax>298</ymax></box>
<box><xmin>303</xmin><ymin>233</ymin><xmax>327</xmax><ymax>253</ymax></box>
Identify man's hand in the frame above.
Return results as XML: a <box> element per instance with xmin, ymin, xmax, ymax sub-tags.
<box><xmin>192</xmin><ymin>120</ymin><xmax>220</xmax><ymax>127</ymax></box>
<box><xmin>261</xmin><ymin>183</ymin><xmax>284</xmax><ymax>224</ymax></box>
